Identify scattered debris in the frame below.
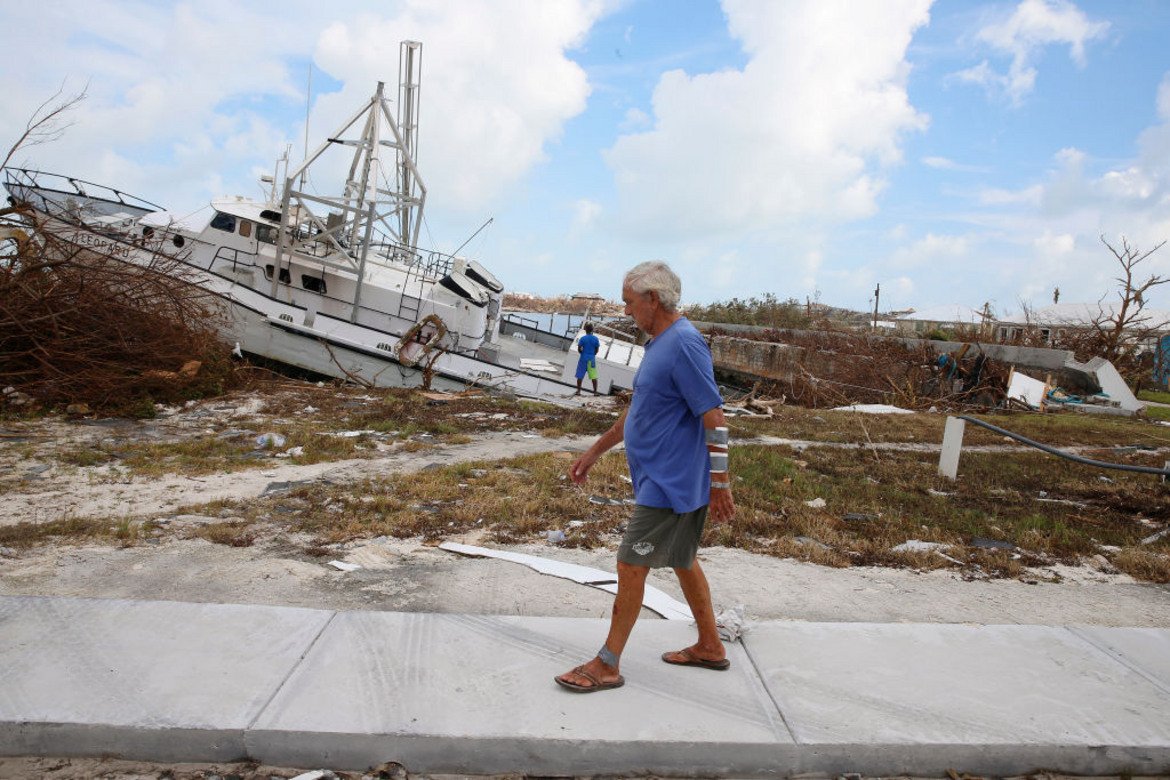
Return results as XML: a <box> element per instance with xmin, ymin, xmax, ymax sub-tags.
<box><xmin>1007</xmin><ymin>369</ymin><xmax>1048</xmax><ymax>410</ymax></box>
<box><xmin>1142</xmin><ymin>527</ymin><xmax>1170</xmax><ymax>545</ymax></box>
<box><xmin>262</xmin><ymin>479</ymin><xmax>313</xmax><ymax>496</ymax></box>
<box><xmin>519</xmin><ymin>358</ymin><xmax>560</xmax><ymax>373</ymax></box>
<box><xmin>589</xmin><ymin>494</ymin><xmax>633</xmax><ymax>506</ymax></box>
<box><xmin>290</xmin><ymin>770</ymin><xmax>336</xmax><ymax>780</ymax></box>
<box><xmin>831</xmin><ymin>403</ymin><xmax>914</xmax><ymax>414</ymax></box>
<box><xmin>327</xmin><ymin>560</ymin><xmax>361</xmax><ymax>572</ymax></box>
<box><xmin>893</xmin><ymin>540</ymin><xmax>949</xmax><ymax>553</ymax></box>
<box><xmin>971</xmin><ymin>537</ymin><xmax>1017</xmax><ymax>551</ymax></box>
<box><xmin>328</xmin><ymin>429</ymin><xmax>378</xmax><ymax>438</ymax></box>
<box><xmin>793</xmin><ymin>536</ymin><xmax>832</xmax><ymax>550</ymax></box>
<box><xmin>804</xmin><ymin>497</ymin><xmax>827</xmax><ymax>509</ymax></box>
<box><xmin>254</xmin><ymin>432</ymin><xmax>286</xmax><ymax>449</ymax></box>
<box><xmin>714</xmin><ymin>604</ymin><xmax>749</xmax><ymax>642</ymax></box>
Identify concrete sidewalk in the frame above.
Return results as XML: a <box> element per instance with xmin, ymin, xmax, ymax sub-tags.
<box><xmin>1</xmin><ymin>595</ymin><xmax>1168</xmax><ymax>777</ymax></box>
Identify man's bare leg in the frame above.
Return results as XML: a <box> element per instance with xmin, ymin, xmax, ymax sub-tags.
<box><xmin>666</xmin><ymin>558</ymin><xmax>726</xmax><ymax>662</ymax></box>
<box><xmin>556</xmin><ymin>561</ymin><xmax>648</xmax><ymax>688</ymax></box>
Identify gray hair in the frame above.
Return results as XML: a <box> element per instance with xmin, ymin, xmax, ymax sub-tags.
<box><xmin>624</xmin><ymin>261</ymin><xmax>681</xmax><ymax>312</ymax></box>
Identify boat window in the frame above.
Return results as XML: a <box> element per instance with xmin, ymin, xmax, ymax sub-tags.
<box><xmin>210</xmin><ymin>212</ymin><xmax>236</xmax><ymax>233</ymax></box>
<box><xmin>238</xmin><ymin>220</ymin><xmax>252</xmax><ymax>238</ymax></box>
<box><xmin>301</xmin><ymin>274</ymin><xmax>327</xmax><ymax>294</ymax></box>
<box><xmin>256</xmin><ymin>224</ymin><xmax>278</xmax><ymax>244</ymax></box>
<box><xmin>263</xmin><ymin>264</ymin><xmax>291</xmax><ymax>283</ymax></box>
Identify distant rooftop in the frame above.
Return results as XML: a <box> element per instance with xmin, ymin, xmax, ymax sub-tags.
<box><xmin>896</xmin><ymin>305</ymin><xmax>987</xmax><ymax>324</ymax></box>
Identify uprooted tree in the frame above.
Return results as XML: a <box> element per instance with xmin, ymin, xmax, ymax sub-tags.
<box><xmin>1</xmin><ymin>89</ymin><xmax>238</xmax><ymax>414</ymax></box>
<box><xmin>0</xmin><ymin>206</ymin><xmax>237</xmax><ymax>413</ymax></box>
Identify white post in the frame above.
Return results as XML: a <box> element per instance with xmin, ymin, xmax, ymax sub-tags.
<box><xmin>938</xmin><ymin>416</ymin><xmax>966</xmax><ymax>480</ymax></box>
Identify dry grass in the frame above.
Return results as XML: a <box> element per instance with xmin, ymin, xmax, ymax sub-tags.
<box><xmin>32</xmin><ymin>386</ymin><xmax>614</xmax><ymax>480</ymax></box>
<box><xmin>5</xmin><ymin>382</ymin><xmax>1169</xmax><ymax>582</ymax></box>
<box><xmin>731</xmin><ymin>405</ymin><xmax>1170</xmax><ymax>450</ymax></box>
<box><xmin>128</xmin><ymin>436</ymin><xmax>1168</xmax><ymax>582</ymax></box>
<box><xmin>0</xmin><ymin>514</ymin><xmax>157</xmax><ymax>549</ymax></box>
<box><xmin>1112</xmin><ymin>547</ymin><xmax>1170</xmax><ymax>583</ymax></box>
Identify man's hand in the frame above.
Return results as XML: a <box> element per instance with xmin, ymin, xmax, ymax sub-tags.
<box><xmin>709</xmin><ymin>484</ymin><xmax>735</xmax><ymax>524</ymax></box>
<box><xmin>568</xmin><ymin>451</ymin><xmax>597</xmax><ymax>484</ymax></box>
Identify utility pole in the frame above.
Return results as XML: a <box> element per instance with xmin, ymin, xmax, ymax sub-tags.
<box><xmin>872</xmin><ymin>283</ymin><xmax>880</xmax><ymax>331</ymax></box>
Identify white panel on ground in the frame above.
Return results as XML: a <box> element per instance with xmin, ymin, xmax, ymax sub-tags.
<box><xmin>439</xmin><ymin>541</ymin><xmax>692</xmax><ymax>620</ymax></box>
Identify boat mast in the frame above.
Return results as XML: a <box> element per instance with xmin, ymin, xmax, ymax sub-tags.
<box><xmin>398</xmin><ymin>41</ymin><xmax>423</xmax><ymax>250</ymax></box>
<box><xmin>274</xmin><ymin>44</ymin><xmax>428</xmax><ymax>293</ymax></box>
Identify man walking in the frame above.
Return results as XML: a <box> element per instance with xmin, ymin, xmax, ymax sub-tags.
<box><xmin>574</xmin><ymin>322</ymin><xmax>601</xmax><ymax>395</ymax></box>
<box><xmin>555</xmin><ymin>260</ymin><xmax>735</xmax><ymax>693</ymax></box>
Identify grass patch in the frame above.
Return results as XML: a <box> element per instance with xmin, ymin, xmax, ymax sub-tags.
<box><xmin>732</xmin><ymin>406</ymin><xmax>1170</xmax><ymax>450</ymax></box>
<box><xmin>1112</xmin><ymin>548</ymin><xmax>1170</xmax><ymax>583</ymax></box>
<box><xmin>192</xmin><ymin>521</ymin><xmax>257</xmax><ymax>547</ymax></box>
<box><xmin>0</xmin><ymin>515</ymin><xmax>155</xmax><ymax>549</ymax></box>
<box><xmin>1137</xmin><ymin>388</ymin><xmax>1170</xmax><ymax>404</ymax></box>
<box><xmin>164</xmin><ymin>436</ymin><xmax>1166</xmax><ymax>581</ymax></box>
<box><xmin>1143</xmin><ymin>405</ymin><xmax>1170</xmax><ymax>422</ymax></box>
<box><xmin>10</xmin><ymin>385</ymin><xmax>1170</xmax><ymax>582</ymax></box>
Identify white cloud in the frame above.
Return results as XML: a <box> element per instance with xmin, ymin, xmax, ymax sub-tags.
<box><xmin>602</xmin><ymin>0</ymin><xmax>931</xmax><ymax>240</ymax></box>
<box><xmin>922</xmin><ymin>155</ymin><xmax>986</xmax><ymax>173</ymax></box>
<box><xmin>620</xmin><ymin>107</ymin><xmax>651</xmax><ymax>131</ymax></box>
<box><xmin>311</xmin><ymin>0</ymin><xmax>606</xmax><ymax>212</ymax></box>
<box><xmin>1099</xmin><ymin>167</ymin><xmax>1155</xmax><ymax>201</ymax></box>
<box><xmin>890</xmin><ymin>233</ymin><xmax>971</xmax><ymax>270</ymax></box>
<box><xmin>979</xmin><ymin>185</ymin><xmax>1043</xmax><ymax>206</ymax></box>
<box><xmin>923</xmin><ymin>156</ymin><xmax>960</xmax><ymax>170</ymax></box>
<box><xmin>0</xmin><ymin>0</ymin><xmax>608</xmax><ymax>215</ymax></box>
<box><xmin>967</xmin><ymin>0</ymin><xmax>1109</xmax><ymax>105</ymax></box>
<box><xmin>1158</xmin><ymin>74</ymin><xmax>1170</xmax><ymax>122</ymax></box>
<box><xmin>1033</xmin><ymin>230</ymin><xmax>1075</xmax><ymax>257</ymax></box>
<box><xmin>570</xmin><ymin>198</ymin><xmax>603</xmax><ymax>237</ymax></box>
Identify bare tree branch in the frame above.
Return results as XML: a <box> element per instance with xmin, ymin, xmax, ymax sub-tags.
<box><xmin>2</xmin><ymin>81</ymin><xmax>88</xmax><ymax>170</ymax></box>
<box><xmin>1095</xmin><ymin>234</ymin><xmax>1169</xmax><ymax>362</ymax></box>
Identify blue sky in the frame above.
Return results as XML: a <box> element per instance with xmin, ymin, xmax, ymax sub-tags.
<box><xmin>3</xmin><ymin>0</ymin><xmax>1170</xmax><ymax>316</ymax></box>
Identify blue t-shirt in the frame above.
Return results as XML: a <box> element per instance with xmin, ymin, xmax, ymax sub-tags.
<box><xmin>623</xmin><ymin>318</ymin><xmax>723</xmax><ymax>513</ymax></box>
<box><xmin>578</xmin><ymin>333</ymin><xmax>600</xmax><ymax>362</ymax></box>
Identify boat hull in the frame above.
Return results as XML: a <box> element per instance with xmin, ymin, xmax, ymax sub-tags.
<box><xmin>24</xmin><ymin>213</ymin><xmax>586</xmax><ymax>403</ymax></box>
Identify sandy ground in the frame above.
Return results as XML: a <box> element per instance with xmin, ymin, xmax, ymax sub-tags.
<box><xmin>2</xmin><ymin>392</ymin><xmax>1169</xmax><ymax>778</ymax></box>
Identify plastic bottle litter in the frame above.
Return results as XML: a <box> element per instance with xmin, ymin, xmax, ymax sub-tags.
<box><xmin>255</xmin><ymin>432</ymin><xmax>287</xmax><ymax>449</ymax></box>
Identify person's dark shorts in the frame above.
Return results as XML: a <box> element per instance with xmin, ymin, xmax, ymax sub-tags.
<box><xmin>617</xmin><ymin>504</ymin><xmax>708</xmax><ymax>569</ymax></box>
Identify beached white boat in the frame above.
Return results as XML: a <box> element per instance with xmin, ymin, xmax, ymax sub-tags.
<box><xmin>3</xmin><ymin>42</ymin><xmax>642</xmax><ymax>404</ymax></box>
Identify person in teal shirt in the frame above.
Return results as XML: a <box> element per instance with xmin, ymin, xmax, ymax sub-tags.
<box><xmin>574</xmin><ymin>322</ymin><xmax>601</xmax><ymax>395</ymax></box>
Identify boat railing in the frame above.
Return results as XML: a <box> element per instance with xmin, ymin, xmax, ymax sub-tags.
<box><xmin>594</xmin><ymin>321</ymin><xmax>641</xmax><ymax>367</ymax></box>
<box><xmin>286</xmin><ymin>221</ymin><xmax>456</xmax><ymax>281</ymax></box>
<box><xmin>502</xmin><ymin>312</ymin><xmax>540</xmax><ymax>330</ymax></box>
<box><xmin>2</xmin><ymin>167</ymin><xmax>164</xmax><ymax>215</ymax></box>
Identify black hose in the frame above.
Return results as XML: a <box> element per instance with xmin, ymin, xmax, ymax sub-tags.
<box><xmin>957</xmin><ymin>415</ymin><xmax>1170</xmax><ymax>477</ymax></box>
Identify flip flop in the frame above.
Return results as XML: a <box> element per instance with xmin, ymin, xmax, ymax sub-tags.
<box><xmin>661</xmin><ymin>647</ymin><xmax>731</xmax><ymax>671</ymax></box>
<box><xmin>554</xmin><ymin>665</ymin><xmax>625</xmax><ymax>693</ymax></box>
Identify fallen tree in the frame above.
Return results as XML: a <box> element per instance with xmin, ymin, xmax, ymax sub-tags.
<box><xmin>0</xmin><ymin>206</ymin><xmax>238</xmax><ymax>414</ymax></box>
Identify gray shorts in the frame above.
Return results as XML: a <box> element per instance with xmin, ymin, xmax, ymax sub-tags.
<box><xmin>617</xmin><ymin>504</ymin><xmax>708</xmax><ymax>569</ymax></box>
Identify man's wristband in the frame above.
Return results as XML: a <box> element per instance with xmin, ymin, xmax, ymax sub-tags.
<box><xmin>705</xmin><ymin>426</ymin><xmax>729</xmax><ymax>445</ymax></box>
<box><xmin>711</xmin><ymin>480</ymin><xmax>731</xmax><ymax>490</ymax></box>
